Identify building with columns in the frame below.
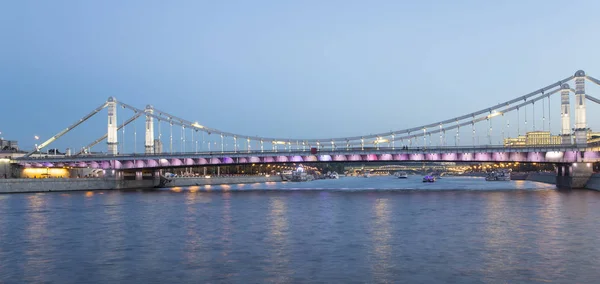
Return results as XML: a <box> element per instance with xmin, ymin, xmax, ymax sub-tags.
<box><xmin>504</xmin><ymin>130</ymin><xmax>600</xmax><ymax>147</ymax></box>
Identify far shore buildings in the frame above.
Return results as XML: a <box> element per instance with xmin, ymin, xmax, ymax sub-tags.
<box><xmin>0</xmin><ymin>138</ymin><xmax>18</xmax><ymax>151</ymax></box>
<box><xmin>503</xmin><ymin>130</ymin><xmax>600</xmax><ymax>146</ymax></box>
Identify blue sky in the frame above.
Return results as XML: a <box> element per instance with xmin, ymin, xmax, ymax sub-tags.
<box><xmin>2</xmin><ymin>0</ymin><xmax>600</xmax><ymax>151</ymax></box>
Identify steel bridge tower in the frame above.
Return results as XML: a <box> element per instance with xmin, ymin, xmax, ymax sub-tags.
<box><xmin>560</xmin><ymin>83</ymin><xmax>572</xmax><ymax>145</ymax></box>
<box><xmin>574</xmin><ymin>70</ymin><xmax>587</xmax><ymax>145</ymax></box>
<box><xmin>145</xmin><ymin>105</ymin><xmax>155</xmax><ymax>154</ymax></box>
<box><xmin>107</xmin><ymin>97</ymin><xmax>118</xmax><ymax>155</ymax></box>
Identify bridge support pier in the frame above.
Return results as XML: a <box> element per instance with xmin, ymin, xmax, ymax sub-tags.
<box><xmin>556</xmin><ymin>162</ymin><xmax>593</xmax><ymax>189</ymax></box>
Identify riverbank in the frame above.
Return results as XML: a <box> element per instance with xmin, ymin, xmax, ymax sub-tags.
<box><xmin>516</xmin><ymin>172</ymin><xmax>600</xmax><ymax>191</ymax></box>
<box><xmin>0</xmin><ymin>175</ymin><xmax>285</xmax><ymax>194</ymax></box>
<box><xmin>524</xmin><ymin>172</ymin><xmax>556</xmax><ymax>184</ymax></box>
<box><xmin>0</xmin><ymin>178</ymin><xmax>156</xmax><ymax>194</ymax></box>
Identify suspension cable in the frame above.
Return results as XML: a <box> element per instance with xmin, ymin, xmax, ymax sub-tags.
<box><xmin>548</xmin><ymin>96</ymin><xmax>551</xmax><ymax>133</ymax></box>
<box><xmin>532</xmin><ymin>101</ymin><xmax>535</xmax><ymax>131</ymax></box>
<box><xmin>542</xmin><ymin>95</ymin><xmax>545</xmax><ymax>131</ymax></box>
<box><xmin>116</xmin><ymin>76</ymin><xmax>572</xmax><ymax>144</ymax></box>
<box><xmin>517</xmin><ymin>107</ymin><xmax>520</xmax><ymax>136</ymax></box>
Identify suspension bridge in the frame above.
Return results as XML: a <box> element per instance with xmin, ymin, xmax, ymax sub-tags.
<box><xmin>13</xmin><ymin>70</ymin><xmax>600</xmax><ymax>179</ymax></box>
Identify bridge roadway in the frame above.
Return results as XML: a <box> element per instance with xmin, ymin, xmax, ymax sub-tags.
<box><xmin>14</xmin><ymin>145</ymin><xmax>600</xmax><ymax>170</ymax></box>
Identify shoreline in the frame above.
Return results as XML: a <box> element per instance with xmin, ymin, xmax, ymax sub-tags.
<box><xmin>3</xmin><ymin>173</ymin><xmax>600</xmax><ymax>194</ymax></box>
<box><xmin>0</xmin><ymin>175</ymin><xmax>284</xmax><ymax>194</ymax></box>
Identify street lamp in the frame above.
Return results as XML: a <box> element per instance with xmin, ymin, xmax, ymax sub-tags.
<box><xmin>34</xmin><ymin>135</ymin><xmax>40</xmax><ymax>153</ymax></box>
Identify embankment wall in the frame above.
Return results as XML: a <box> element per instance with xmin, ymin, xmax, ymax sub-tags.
<box><xmin>0</xmin><ymin>178</ymin><xmax>156</xmax><ymax>193</ymax></box>
<box><xmin>525</xmin><ymin>172</ymin><xmax>556</xmax><ymax>185</ymax></box>
<box><xmin>585</xmin><ymin>174</ymin><xmax>600</xmax><ymax>191</ymax></box>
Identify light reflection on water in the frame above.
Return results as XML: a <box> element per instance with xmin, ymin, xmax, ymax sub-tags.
<box><xmin>221</xmin><ymin>192</ymin><xmax>232</xmax><ymax>258</ymax></box>
<box><xmin>160</xmin><ymin>176</ymin><xmax>556</xmax><ymax>192</ymax></box>
<box><xmin>24</xmin><ymin>194</ymin><xmax>51</xmax><ymax>283</ymax></box>
<box><xmin>371</xmin><ymin>198</ymin><xmax>392</xmax><ymax>283</ymax></box>
<box><xmin>184</xmin><ymin>190</ymin><xmax>202</xmax><ymax>268</ymax></box>
<box><xmin>100</xmin><ymin>192</ymin><xmax>126</xmax><ymax>282</ymax></box>
<box><xmin>267</xmin><ymin>197</ymin><xmax>291</xmax><ymax>282</ymax></box>
<box><xmin>1</xmin><ymin>177</ymin><xmax>600</xmax><ymax>283</ymax></box>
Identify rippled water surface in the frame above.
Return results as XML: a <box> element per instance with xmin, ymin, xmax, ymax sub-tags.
<box><xmin>2</xmin><ymin>176</ymin><xmax>600</xmax><ymax>283</ymax></box>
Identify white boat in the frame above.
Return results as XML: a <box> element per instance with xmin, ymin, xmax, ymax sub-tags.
<box><xmin>485</xmin><ymin>170</ymin><xmax>511</xmax><ymax>181</ymax></box>
<box><xmin>396</xmin><ymin>172</ymin><xmax>408</xmax><ymax>179</ymax></box>
<box><xmin>290</xmin><ymin>165</ymin><xmax>314</xmax><ymax>182</ymax></box>
<box><xmin>327</xmin><ymin>171</ymin><xmax>339</xmax><ymax>179</ymax></box>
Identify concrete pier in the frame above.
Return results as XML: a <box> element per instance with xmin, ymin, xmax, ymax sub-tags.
<box><xmin>556</xmin><ymin>162</ymin><xmax>594</xmax><ymax>189</ymax></box>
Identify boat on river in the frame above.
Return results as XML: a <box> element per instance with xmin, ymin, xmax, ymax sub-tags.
<box><xmin>422</xmin><ymin>175</ymin><xmax>435</xmax><ymax>182</ymax></box>
<box><xmin>485</xmin><ymin>170</ymin><xmax>511</xmax><ymax>181</ymax></box>
<box><xmin>395</xmin><ymin>172</ymin><xmax>408</xmax><ymax>179</ymax></box>
<box><xmin>288</xmin><ymin>165</ymin><xmax>314</xmax><ymax>182</ymax></box>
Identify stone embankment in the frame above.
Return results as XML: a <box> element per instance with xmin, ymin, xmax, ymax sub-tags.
<box><xmin>0</xmin><ymin>175</ymin><xmax>284</xmax><ymax>194</ymax></box>
<box><xmin>514</xmin><ymin>172</ymin><xmax>600</xmax><ymax>191</ymax></box>
<box><xmin>0</xmin><ymin>178</ymin><xmax>156</xmax><ymax>193</ymax></box>
<box><xmin>524</xmin><ymin>172</ymin><xmax>557</xmax><ymax>184</ymax></box>
<box><xmin>585</xmin><ymin>173</ymin><xmax>600</xmax><ymax>191</ymax></box>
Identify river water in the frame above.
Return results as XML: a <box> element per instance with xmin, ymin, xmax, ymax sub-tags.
<box><xmin>1</xmin><ymin>176</ymin><xmax>600</xmax><ymax>283</ymax></box>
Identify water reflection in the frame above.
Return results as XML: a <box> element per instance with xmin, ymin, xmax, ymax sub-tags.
<box><xmin>513</xmin><ymin>180</ymin><xmax>527</xmax><ymax>189</ymax></box>
<box><xmin>221</xmin><ymin>192</ymin><xmax>232</xmax><ymax>258</ymax></box>
<box><xmin>482</xmin><ymin>191</ymin><xmax>541</xmax><ymax>281</ymax></box>
<box><xmin>267</xmin><ymin>197</ymin><xmax>290</xmax><ymax>282</ymax></box>
<box><xmin>371</xmin><ymin>198</ymin><xmax>392</xmax><ymax>282</ymax></box>
<box><xmin>482</xmin><ymin>192</ymin><xmax>512</xmax><ymax>277</ymax></box>
<box><xmin>0</xmin><ymin>195</ymin><xmax>8</xmax><ymax>261</ymax></box>
<box><xmin>319</xmin><ymin>192</ymin><xmax>335</xmax><ymax>228</ymax></box>
<box><xmin>5</xmin><ymin>178</ymin><xmax>600</xmax><ymax>283</ymax></box>
<box><xmin>184</xmin><ymin>191</ymin><xmax>202</xmax><ymax>266</ymax></box>
<box><xmin>24</xmin><ymin>194</ymin><xmax>51</xmax><ymax>283</ymax></box>
<box><xmin>139</xmin><ymin>191</ymin><xmax>165</xmax><ymax>273</ymax></box>
<box><xmin>100</xmin><ymin>192</ymin><xmax>126</xmax><ymax>281</ymax></box>
<box><xmin>533</xmin><ymin>191</ymin><xmax>565</xmax><ymax>278</ymax></box>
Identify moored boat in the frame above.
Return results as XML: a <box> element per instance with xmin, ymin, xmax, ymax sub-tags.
<box><xmin>396</xmin><ymin>171</ymin><xmax>408</xmax><ymax>179</ymax></box>
<box><xmin>485</xmin><ymin>170</ymin><xmax>511</xmax><ymax>181</ymax></box>
<box><xmin>422</xmin><ymin>175</ymin><xmax>435</xmax><ymax>182</ymax></box>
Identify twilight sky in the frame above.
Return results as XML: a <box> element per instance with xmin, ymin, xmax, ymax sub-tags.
<box><xmin>2</xmin><ymin>0</ymin><xmax>600</xmax><ymax>151</ymax></box>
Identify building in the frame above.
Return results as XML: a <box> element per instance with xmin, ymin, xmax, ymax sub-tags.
<box><xmin>504</xmin><ymin>130</ymin><xmax>600</xmax><ymax>146</ymax></box>
<box><xmin>0</xmin><ymin>139</ymin><xmax>19</xmax><ymax>151</ymax></box>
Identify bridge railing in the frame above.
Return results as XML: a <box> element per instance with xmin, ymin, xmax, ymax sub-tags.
<box><xmin>15</xmin><ymin>144</ymin><xmax>589</xmax><ymax>162</ymax></box>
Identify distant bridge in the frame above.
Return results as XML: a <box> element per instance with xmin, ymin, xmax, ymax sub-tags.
<box><xmin>11</xmin><ymin>70</ymin><xmax>600</xmax><ymax>188</ymax></box>
<box><xmin>15</xmin><ymin>145</ymin><xmax>600</xmax><ymax>170</ymax></box>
